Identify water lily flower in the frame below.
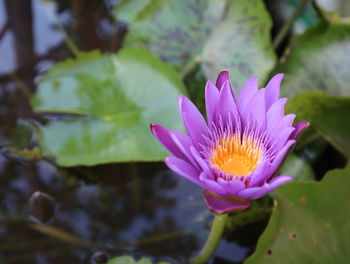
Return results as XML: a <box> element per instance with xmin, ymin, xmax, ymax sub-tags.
<box><xmin>151</xmin><ymin>71</ymin><xmax>309</xmax><ymax>214</ymax></box>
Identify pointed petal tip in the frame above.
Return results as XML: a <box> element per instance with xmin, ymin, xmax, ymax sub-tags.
<box><xmin>274</xmin><ymin>73</ymin><xmax>285</xmax><ymax>79</ymax></box>
<box><xmin>290</xmin><ymin>121</ymin><xmax>310</xmax><ymax>140</ymax></box>
<box><xmin>178</xmin><ymin>94</ymin><xmax>190</xmax><ymax>117</ymax></box>
<box><xmin>265</xmin><ymin>73</ymin><xmax>285</xmax><ymax>109</ymax></box>
<box><xmin>150</xmin><ymin>124</ymin><xmax>156</xmax><ymax>136</ymax></box>
<box><xmin>250</xmin><ymin>76</ymin><xmax>259</xmax><ymax>83</ymax></box>
<box><xmin>216</xmin><ymin>70</ymin><xmax>230</xmax><ymax>90</ymax></box>
<box><xmin>150</xmin><ymin>123</ymin><xmax>156</xmax><ymax>130</ymax></box>
<box><xmin>178</xmin><ymin>94</ymin><xmax>194</xmax><ymax>110</ymax></box>
<box><xmin>268</xmin><ymin>73</ymin><xmax>285</xmax><ymax>85</ymax></box>
<box><xmin>203</xmin><ymin>190</ymin><xmax>251</xmax><ymax>215</ymax></box>
<box><xmin>267</xmin><ymin>175</ymin><xmax>293</xmax><ymax>189</ymax></box>
<box><xmin>178</xmin><ymin>94</ymin><xmax>185</xmax><ymax>106</ymax></box>
<box><xmin>267</xmin><ymin>73</ymin><xmax>285</xmax><ymax>87</ymax></box>
<box><xmin>298</xmin><ymin>121</ymin><xmax>310</xmax><ymax>128</ymax></box>
<box><xmin>150</xmin><ymin>123</ymin><xmax>160</xmax><ymax>136</ymax></box>
<box><xmin>205</xmin><ymin>80</ymin><xmax>216</xmax><ymax>90</ymax></box>
<box><xmin>150</xmin><ymin>123</ymin><xmax>171</xmax><ymax>138</ymax></box>
<box><xmin>217</xmin><ymin>70</ymin><xmax>229</xmax><ymax>78</ymax></box>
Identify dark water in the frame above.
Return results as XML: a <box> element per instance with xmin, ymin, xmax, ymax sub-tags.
<box><xmin>0</xmin><ymin>1</ymin><xmax>262</xmax><ymax>263</ymax></box>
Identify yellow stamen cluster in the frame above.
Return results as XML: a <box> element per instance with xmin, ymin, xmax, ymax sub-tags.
<box><xmin>210</xmin><ymin>133</ymin><xmax>263</xmax><ymax>178</ymax></box>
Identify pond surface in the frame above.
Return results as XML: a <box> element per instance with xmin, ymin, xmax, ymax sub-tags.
<box><xmin>0</xmin><ymin>1</ymin><xmax>267</xmax><ymax>263</ymax></box>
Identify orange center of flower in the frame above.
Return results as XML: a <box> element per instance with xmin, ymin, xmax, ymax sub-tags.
<box><xmin>210</xmin><ymin>133</ymin><xmax>263</xmax><ymax>177</ymax></box>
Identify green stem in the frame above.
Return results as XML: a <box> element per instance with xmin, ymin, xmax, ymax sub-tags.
<box><xmin>45</xmin><ymin>9</ymin><xmax>80</xmax><ymax>56</ymax></box>
<box><xmin>55</xmin><ymin>23</ymin><xmax>80</xmax><ymax>57</ymax></box>
<box><xmin>192</xmin><ymin>213</ymin><xmax>229</xmax><ymax>264</ymax></box>
<box><xmin>311</xmin><ymin>0</ymin><xmax>329</xmax><ymax>22</ymax></box>
<box><xmin>273</xmin><ymin>0</ymin><xmax>310</xmax><ymax>49</ymax></box>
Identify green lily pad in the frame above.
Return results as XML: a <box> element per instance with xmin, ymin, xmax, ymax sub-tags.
<box><xmin>312</xmin><ymin>105</ymin><xmax>350</xmax><ymax>158</ymax></box>
<box><xmin>279</xmin><ymin>21</ymin><xmax>350</xmax><ymax>97</ymax></box>
<box><xmin>245</xmin><ymin>164</ymin><xmax>350</xmax><ymax>264</ymax></box>
<box><xmin>121</xmin><ymin>0</ymin><xmax>276</xmax><ymax>92</ymax></box>
<box><xmin>285</xmin><ymin>91</ymin><xmax>350</xmax><ymax>123</ymax></box>
<box><xmin>31</xmin><ymin>49</ymin><xmax>187</xmax><ymax>166</ymax></box>
<box><xmin>286</xmin><ymin>91</ymin><xmax>350</xmax><ymax>157</ymax></box>
<box><xmin>107</xmin><ymin>255</ymin><xmax>169</xmax><ymax>264</ymax></box>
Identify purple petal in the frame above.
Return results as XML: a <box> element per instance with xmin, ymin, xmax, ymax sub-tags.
<box><xmin>250</xmin><ymin>176</ymin><xmax>293</xmax><ymax>199</ymax></box>
<box><xmin>203</xmin><ymin>190</ymin><xmax>251</xmax><ymax>214</ymax></box>
<box><xmin>217</xmin><ymin>178</ymin><xmax>246</xmax><ymax>196</ymax></box>
<box><xmin>245</xmin><ymin>88</ymin><xmax>266</xmax><ymax>130</ymax></box>
<box><xmin>238</xmin><ymin>77</ymin><xmax>258</xmax><ymax>116</ymax></box>
<box><xmin>290</xmin><ymin>121</ymin><xmax>310</xmax><ymax>140</ymax></box>
<box><xmin>205</xmin><ymin>81</ymin><xmax>220</xmax><ymax>128</ymax></box>
<box><xmin>248</xmin><ymin>161</ymin><xmax>270</xmax><ymax>187</ymax></box>
<box><xmin>236</xmin><ymin>187</ymin><xmax>261</xmax><ymax>199</ymax></box>
<box><xmin>271</xmin><ymin>127</ymin><xmax>295</xmax><ymax>153</ymax></box>
<box><xmin>266</xmin><ymin>98</ymin><xmax>288</xmax><ymax>133</ymax></box>
<box><xmin>199</xmin><ymin>169</ymin><xmax>214</xmax><ymax>180</ymax></box>
<box><xmin>268</xmin><ymin>114</ymin><xmax>295</xmax><ymax>141</ymax></box>
<box><xmin>268</xmin><ymin>175</ymin><xmax>293</xmax><ymax>186</ymax></box>
<box><xmin>165</xmin><ymin>156</ymin><xmax>201</xmax><ymax>185</ymax></box>
<box><xmin>282</xmin><ymin>114</ymin><xmax>296</xmax><ymax>127</ymax></box>
<box><xmin>190</xmin><ymin>146</ymin><xmax>210</xmax><ymax>172</ymax></box>
<box><xmin>179</xmin><ymin>95</ymin><xmax>208</xmax><ymax>150</ymax></box>
<box><xmin>170</xmin><ymin>131</ymin><xmax>199</xmax><ymax>169</ymax></box>
<box><xmin>217</xmin><ymin>80</ymin><xmax>240</xmax><ymax>126</ymax></box>
<box><xmin>151</xmin><ymin>124</ymin><xmax>187</xmax><ymax>160</ymax></box>
<box><xmin>265</xmin><ymin>74</ymin><xmax>284</xmax><ymax>110</ymax></box>
<box><xmin>199</xmin><ymin>173</ymin><xmax>226</xmax><ymax>195</ymax></box>
<box><xmin>237</xmin><ymin>175</ymin><xmax>292</xmax><ymax>199</ymax></box>
<box><xmin>215</xmin><ymin>70</ymin><xmax>229</xmax><ymax>91</ymax></box>
<box><xmin>269</xmin><ymin>140</ymin><xmax>296</xmax><ymax>176</ymax></box>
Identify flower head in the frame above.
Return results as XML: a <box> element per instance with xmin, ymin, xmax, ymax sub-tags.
<box><xmin>151</xmin><ymin>71</ymin><xmax>309</xmax><ymax>214</ymax></box>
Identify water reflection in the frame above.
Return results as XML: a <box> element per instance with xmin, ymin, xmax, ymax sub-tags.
<box><xmin>0</xmin><ymin>155</ymin><xmax>203</xmax><ymax>263</ymax></box>
<box><xmin>0</xmin><ymin>148</ymin><xmax>256</xmax><ymax>263</ymax></box>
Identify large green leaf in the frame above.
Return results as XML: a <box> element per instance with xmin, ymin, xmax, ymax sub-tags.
<box><xmin>32</xmin><ymin>50</ymin><xmax>187</xmax><ymax>166</ymax></box>
<box><xmin>312</xmin><ymin>105</ymin><xmax>350</xmax><ymax>158</ymax></box>
<box><xmin>121</xmin><ymin>0</ymin><xmax>276</xmax><ymax>92</ymax></box>
<box><xmin>285</xmin><ymin>91</ymin><xmax>350</xmax><ymax>157</ymax></box>
<box><xmin>279</xmin><ymin>21</ymin><xmax>350</xmax><ymax>97</ymax></box>
<box><xmin>245</xmin><ymin>164</ymin><xmax>350</xmax><ymax>264</ymax></box>
<box><xmin>285</xmin><ymin>91</ymin><xmax>350</xmax><ymax>123</ymax></box>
